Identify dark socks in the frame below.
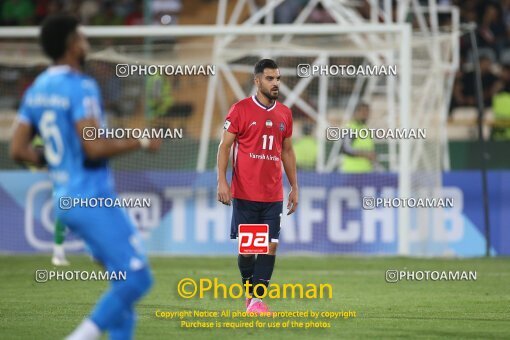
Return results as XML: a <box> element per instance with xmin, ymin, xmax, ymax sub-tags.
<box><xmin>238</xmin><ymin>255</ymin><xmax>256</xmax><ymax>295</ymax></box>
<box><xmin>252</xmin><ymin>254</ymin><xmax>276</xmax><ymax>298</ymax></box>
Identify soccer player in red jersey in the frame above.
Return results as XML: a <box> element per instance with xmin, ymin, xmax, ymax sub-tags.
<box><xmin>217</xmin><ymin>59</ymin><xmax>299</xmax><ymax>313</ymax></box>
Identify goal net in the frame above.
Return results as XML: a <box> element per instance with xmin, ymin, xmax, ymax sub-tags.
<box><xmin>0</xmin><ymin>23</ymin><xmax>457</xmax><ymax>256</ymax></box>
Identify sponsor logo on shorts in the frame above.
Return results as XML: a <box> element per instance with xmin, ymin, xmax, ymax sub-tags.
<box><xmin>238</xmin><ymin>224</ymin><xmax>269</xmax><ymax>254</ymax></box>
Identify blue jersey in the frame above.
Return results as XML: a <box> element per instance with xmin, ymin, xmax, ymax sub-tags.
<box><xmin>18</xmin><ymin>65</ymin><xmax>114</xmax><ymax>200</ymax></box>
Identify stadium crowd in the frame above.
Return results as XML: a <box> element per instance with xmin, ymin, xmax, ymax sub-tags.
<box><xmin>0</xmin><ymin>0</ymin><xmax>182</xmax><ymax>26</ymax></box>
<box><xmin>1</xmin><ymin>0</ymin><xmax>510</xmax><ymax>139</ymax></box>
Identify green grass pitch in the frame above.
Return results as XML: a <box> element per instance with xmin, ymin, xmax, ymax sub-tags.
<box><xmin>1</xmin><ymin>255</ymin><xmax>509</xmax><ymax>339</ymax></box>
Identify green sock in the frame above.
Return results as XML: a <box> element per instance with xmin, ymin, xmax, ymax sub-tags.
<box><xmin>54</xmin><ymin>219</ymin><xmax>66</xmax><ymax>245</ymax></box>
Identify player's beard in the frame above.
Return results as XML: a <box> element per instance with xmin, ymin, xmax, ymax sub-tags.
<box><xmin>262</xmin><ymin>87</ymin><xmax>279</xmax><ymax>101</ymax></box>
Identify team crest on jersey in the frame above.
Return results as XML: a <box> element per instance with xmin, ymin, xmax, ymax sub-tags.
<box><xmin>279</xmin><ymin>122</ymin><xmax>285</xmax><ymax>131</ymax></box>
<box><xmin>224</xmin><ymin>120</ymin><xmax>231</xmax><ymax>130</ymax></box>
<box><xmin>265</xmin><ymin>120</ymin><xmax>273</xmax><ymax>128</ymax></box>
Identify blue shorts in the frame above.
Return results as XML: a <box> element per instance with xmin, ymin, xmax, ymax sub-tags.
<box><xmin>230</xmin><ymin>198</ymin><xmax>283</xmax><ymax>243</ymax></box>
<box><xmin>58</xmin><ymin>202</ymin><xmax>148</xmax><ymax>272</ymax></box>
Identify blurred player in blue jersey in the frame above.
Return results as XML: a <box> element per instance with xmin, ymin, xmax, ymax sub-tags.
<box><xmin>9</xmin><ymin>15</ymin><xmax>161</xmax><ymax>340</ymax></box>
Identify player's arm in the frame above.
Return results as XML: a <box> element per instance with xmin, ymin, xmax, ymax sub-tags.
<box><xmin>10</xmin><ymin>120</ymin><xmax>45</xmax><ymax>166</ymax></box>
<box><xmin>281</xmin><ymin>137</ymin><xmax>298</xmax><ymax>215</ymax></box>
<box><xmin>217</xmin><ymin>129</ymin><xmax>236</xmax><ymax>205</ymax></box>
<box><xmin>75</xmin><ymin>119</ymin><xmax>160</xmax><ymax>160</ymax></box>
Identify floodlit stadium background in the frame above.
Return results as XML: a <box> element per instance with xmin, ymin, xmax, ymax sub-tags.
<box><xmin>0</xmin><ymin>1</ymin><xmax>509</xmax><ymax>257</ymax></box>
<box><xmin>1</xmin><ymin>1</ymin><xmax>510</xmax><ymax>339</ymax></box>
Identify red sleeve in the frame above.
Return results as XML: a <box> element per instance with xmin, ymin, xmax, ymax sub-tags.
<box><xmin>224</xmin><ymin>103</ymin><xmax>241</xmax><ymax>134</ymax></box>
<box><xmin>285</xmin><ymin>108</ymin><xmax>293</xmax><ymax>138</ymax></box>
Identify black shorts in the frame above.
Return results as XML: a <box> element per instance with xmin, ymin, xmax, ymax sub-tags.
<box><xmin>230</xmin><ymin>198</ymin><xmax>283</xmax><ymax>243</ymax></box>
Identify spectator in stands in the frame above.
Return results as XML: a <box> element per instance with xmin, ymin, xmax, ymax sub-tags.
<box><xmin>274</xmin><ymin>0</ymin><xmax>304</xmax><ymax>24</ymax></box>
<box><xmin>79</xmin><ymin>0</ymin><xmax>100</xmax><ymax>25</ymax></box>
<box><xmin>450</xmin><ymin>70</ymin><xmax>465</xmax><ymax>113</ymax></box>
<box><xmin>125</xmin><ymin>0</ymin><xmax>144</xmax><ymax>25</ymax></box>
<box><xmin>151</xmin><ymin>0</ymin><xmax>181</xmax><ymax>25</ymax></box>
<box><xmin>491</xmin><ymin>64</ymin><xmax>510</xmax><ymax>140</ymax></box>
<box><xmin>35</xmin><ymin>0</ymin><xmax>60</xmax><ymax>24</ymax></box>
<box><xmin>460</xmin><ymin>55</ymin><xmax>499</xmax><ymax>108</ymax></box>
<box><xmin>91</xmin><ymin>1</ymin><xmax>123</xmax><ymax>25</ymax></box>
<box><xmin>458</xmin><ymin>0</ymin><xmax>477</xmax><ymax>23</ymax></box>
<box><xmin>293</xmin><ymin>122</ymin><xmax>317</xmax><ymax>170</ymax></box>
<box><xmin>63</xmin><ymin>1</ymin><xmax>82</xmax><ymax>21</ymax></box>
<box><xmin>307</xmin><ymin>3</ymin><xmax>335</xmax><ymax>24</ymax></box>
<box><xmin>1</xmin><ymin>0</ymin><xmax>35</xmax><ymax>25</ymax></box>
<box><xmin>476</xmin><ymin>2</ymin><xmax>507</xmax><ymax>55</ymax></box>
<box><xmin>502</xmin><ymin>1</ymin><xmax>510</xmax><ymax>59</ymax></box>
<box><xmin>115</xmin><ymin>0</ymin><xmax>136</xmax><ymax>18</ymax></box>
<box><xmin>340</xmin><ymin>102</ymin><xmax>376</xmax><ymax>173</ymax></box>
<box><xmin>503</xmin><ymin>0</ymin><xmax>510</xmax><ymax>28</ymax></box>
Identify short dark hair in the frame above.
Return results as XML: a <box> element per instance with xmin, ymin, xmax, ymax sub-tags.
<box><xmin>254</xmin><ymin>59</ymin><xmax>278</xmax><ymax>75</ymax></box>
<box><xmin>40</xmin><ymin>15</ymin><xmax>80</xmax><ymax>61</ymax></box>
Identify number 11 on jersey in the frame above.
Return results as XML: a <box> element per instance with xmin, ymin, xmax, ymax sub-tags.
<box><xmin>262</xmin><ymin>134</ymin><xmax>274</xmax><ymax>150</ymax></box>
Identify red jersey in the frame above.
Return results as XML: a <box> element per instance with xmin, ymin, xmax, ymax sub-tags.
<box><xmin>224</xmin><ymin>95</ymin><xmax>293</xmax><ymax>202</ymax></box>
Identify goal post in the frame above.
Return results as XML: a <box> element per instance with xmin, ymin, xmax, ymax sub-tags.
<box><xmin>398</xmin><ymin>24</ymin><xmax>412</xmax><ymax>256</ymax></box>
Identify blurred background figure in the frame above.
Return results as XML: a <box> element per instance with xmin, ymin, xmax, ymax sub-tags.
<box><xmin>476</xmin><ymin>2</ymin><xmax>506</xmax><ymax>55</ymax></box>
<box><xmin>340</xmin><ymin>102</ymin><xmax>376</xmax><ymax>173</ymax></box>
<box><xmin>306</xmin><ymin>3</ymin><xmax>335</xmax><ymax>23</ymax></box>
<box><xmin>491</xmin><ymin>63</ymin><xmax>510</xmax><ymax>140</ymax></box>
<box><xmin>1</xmin><ymin>0</ymin><xmax>35</xmax><ymax>25</ymax></box>
<box><xmin>458</xmin><ymin>55</ymin><xmax>499</xmax><ymax>108</ymax></box>
<box><xmin>151</xmin><ymin>0</ymin><xmax>182</xmax><ymax>26</ymax></box>
<box><xmin>146</xmin><ymin>74</ymin><xmax>173</xmax><ymax>120</ymax></box>
<box><xmin>293</xmin><ymin>122</ymin><xmax>317</xmax><ymax>170</ymax></box>
<box><xmin>124</xmin><ymin>0</ymin><xmax>144</xmax><ymax>25</ymax></box>
<box><xmin>91</xmin><ymin>1</ymin><xmax>123</xmax><ymax>26</ymax></box>
<box><xmin>274</xmin><ymin>0</ymin><xmax>304</xmax><ymax>24</ymax></box>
